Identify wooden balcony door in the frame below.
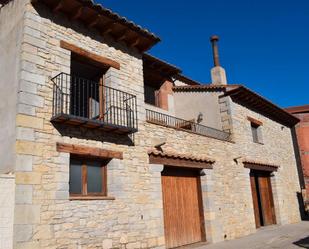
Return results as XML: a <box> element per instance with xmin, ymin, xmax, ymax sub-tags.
<box><xmin>161</xmin><ymin>167</ymin><xmax>205</xmax><ymax>248</ymax></box>
<box><xmin>250</xmin><ymin>171</ymin><xmax>276</xmax><ymax>228</ymax></box>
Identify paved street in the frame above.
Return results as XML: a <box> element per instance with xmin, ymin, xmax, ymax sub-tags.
<box><xmin>196</xmin><ymin>221</ymin><xmax>309</xmax><ymax>249</ymax></box>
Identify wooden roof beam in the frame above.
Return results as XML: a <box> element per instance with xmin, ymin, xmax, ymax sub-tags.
<box><xmin>101</xmin><ymin>21</ymin><xmax>115</xmax><ymax>36</ymax></box>
<box><xmin>53</xmin><ymin>0</ymin><xmax>63</xmax><ymax>13</ymax></box>
<box><xmin>70</xmin><ymin>6</ymin><xmax>84</xmax><ymax>20</ymax></box>
<box><xmin>116</xmin><ymin>30</ymin><xmax>130</xmax><ymax>42</ymax></box>
<box><xmin>130</xmin><ymin>37</ymin><xmax>141</xmax><ymax>48</ymax></box>
<box><xmin>87</xmin><ymin>14</ymin><xmax>101</xmax><ymax>29</ymax></box>
<box><xmin>138</xmin><ymin>42</ymin><xmax>153</xmax><ymax>52</ymax></box>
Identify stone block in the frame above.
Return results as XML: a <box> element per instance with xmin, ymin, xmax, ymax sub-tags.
<box><xmin>23</xmin><ymin>26</ymin><xmax>41</xmax><ymax>38</ymax></box>
<box><xmin>15</xmin><ymin>141</ymin><xmax>43</xmax><ymax>156</ymax></box>
<box><xmin>54</xmin><ymin>191</ymin><xmax>69</xmax><ymax>200</ymax></box>
<box><xmin>33</xmin><ymin>225</ymin><xmax>53</xmax><ymax>239</ymax></box>
<box><xmin>14</xmin><ymin>224</ymin><xmax>33</xmax><ymax>242</ymax></box>
<box><xmin>15</xmin><ymin>241</ymin><xmax>40</xmax><ymax>249</ymax></box>
<box><xmin>21</xmin><ymin>71</ymin><xmax>46</xmax><ymax>85</ymax></box>
<box><xmin>20</xmin><ymin>81</ymin><xmax>37</xmax><ymax>94</ymax></box>
<box><xmin>16</xmin><ymin>114</ymin><xmax>43</xmax><ymax>129</ymax></box>
<box><xmin>14</xmin><ymin>205</ymin><xmax>40</xmax><ymax>224</ymax></box>
<box><xmin>16</xmin><ymin>127</ymin><xmax>35</xmax><ymax>142</ymax></box>
<box><xmin>21</xmin><ymin>52</ymin><xmax>45</xmax><ymax>66</ymax></box>
<box><xmin>17</xmin><ymin>104</ymin><xmax>36</xmax><ymax>116</ymax></box>
<box><xmin>16</xmin><ymin>155</ymin><xmax>33</xmax><ymax>171</ymax></box>
<box><xmin>23</xmin><ymin>34</ymin><xmax>46</xmax><ymax>49</ymax></box>
<box><xmin>15</xmin><ymin>185</ymin><xmax>32</xmax><ymax>204</ymax></box>
<box><xmin>15</xmin><ymin>172</ymin><xmax>41</xmax><ymax>185</ymax></box>
<box><xmin>19</xmin><ymin>92</ymin><xmax>44</xmax><ymax>108</ymax></box>
<box><xmin>102</xmin><ymin>239</ymin><xmax>113</xmax><ymax>249</ymax></box>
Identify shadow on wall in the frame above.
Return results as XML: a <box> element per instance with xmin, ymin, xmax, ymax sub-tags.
<box><xmin>297</xmin><ymin>192</ymin><xmax>309</xmax><ymax>221</ymax></box>
<box><xmin>53</xmin><ymin>123</ymin><xmax>135</xmax><ymax>146</ymax></box>
<box><xmin>293</xmin><ymin>235</ymin><xmax>309</xmax><ymax>248</ymax></box>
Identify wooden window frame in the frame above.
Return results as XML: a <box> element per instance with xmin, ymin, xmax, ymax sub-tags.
<box><xmin>248</xmin><ymin>117</ymin><xmax>264</xmax><ymax>144</ymax></box>
<box><xmin>69</xmin><ymin>156</ymin><xmax>114</xmax><ymax>201</ymax></box>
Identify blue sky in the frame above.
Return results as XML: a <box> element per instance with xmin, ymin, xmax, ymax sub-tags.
<box><xmin>99</xmin><ymin>0</ymin><xmax>308</xmax><ymax>108</ymax></box>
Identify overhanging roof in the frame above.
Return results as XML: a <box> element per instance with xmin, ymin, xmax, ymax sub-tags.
<box><xmin>31</xmin><ymin>0</ymin><xmax>160</xmax><ymax>52</ymax></box>
<box><xmin>222</xmin><ymin>86</ymin><xmax>299</xmax><ymax>127</ymax></box>
<box><xmin>143</xmin><ymin>53</ymin><xmax>181</xmax><ymax>77</ymax></box>
<box><xmin>173</xmin><ymin>84</ymin><xmax>299</xmax><ymax>127</ymax></box>
<box><xmin>173</xmin><ymin>74</ymin><xmax>202</xmax><ymax>86</ymax></box>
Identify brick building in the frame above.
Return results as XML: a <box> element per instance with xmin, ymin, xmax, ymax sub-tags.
<box><xmin>286</xmin><ymin>105</ymin><xmax>309</xmax><ymax>208</ymax></box>
<box><xmin>0</xmin><ymin>0</ymin><xmax>302</xmax><ymax>248</ymax></box>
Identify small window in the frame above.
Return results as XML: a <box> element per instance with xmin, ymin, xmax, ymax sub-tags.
<box><xmin>251</xmin><ymin>122</ymin><xmax>263</xmax><ymax>144</ymax></box>
<box><xmin>69</xmin><ymin>157</ymin><xmax>107</xmax><ymax>197</ymax></box>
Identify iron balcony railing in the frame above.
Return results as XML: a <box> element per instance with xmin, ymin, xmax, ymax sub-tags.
<box><xmin>51</xmin><ymin>73</ymin><xmax>138</xmax><ymax>132</ymax></box>
<box><xmin>146</xmin><ymin>109</ymin><xmax>231</xmax><ymax>141</ymax></box>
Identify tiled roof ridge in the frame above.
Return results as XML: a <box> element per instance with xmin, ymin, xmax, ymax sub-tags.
<box><xmin>173</xmin><ymin>84</ymin><xmax>241</xmax><ymax>91</ymax></box>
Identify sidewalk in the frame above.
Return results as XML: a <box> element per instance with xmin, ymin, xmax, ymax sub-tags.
<box><xmin>196</xmin><ymin>221</ymin><xmax>309</xmax><ymax>249</ymax></box>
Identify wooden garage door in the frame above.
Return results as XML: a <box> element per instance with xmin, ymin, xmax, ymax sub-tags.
<box><xmin>250</xmin><ymin>171</ymin><xmax>276</xmax><ymax>228</ymax></box>
<box><xmin>161</xmin><ymin>167</ymin><xmax>205</xmax><ymax>248</ymax></box>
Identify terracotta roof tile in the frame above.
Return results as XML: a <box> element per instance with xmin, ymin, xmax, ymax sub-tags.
<box><xmin>242</xmin><ymin>159</ymin><xmax>279</xmax><ymax>169</ymax></box>
<box><xmin>173</xmin><ymin>84</ymin><xmax>240</xmax><ymax>92</ymax></box>
<box><xmin>79</xmin><ymin>0</ymin><xmax>159</xmax><ymax>40</ymax></box>
<box><xmin>148</xmin><ymin>149</ymin><xmax>215</xmax><ymax>164</ymax></box>
<box><xmin>32</xmin><ymin>0</ymin><xmax>160</xmax><ymax>52</ymax></box>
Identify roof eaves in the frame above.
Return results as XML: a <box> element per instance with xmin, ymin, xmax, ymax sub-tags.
<box><xmin>222</xmin><ymin>86</ymin><xmax>300</xmax><ymax>127</ymax></box>
<box><xmin>32</xmin><ymin>0</ymin><xmax>160</xmax><ymax>52</ymax></box>
<box><xmin>143</xmin><ymin>53</ymin><xmax>182</xmax><ymax>75</ymax></box>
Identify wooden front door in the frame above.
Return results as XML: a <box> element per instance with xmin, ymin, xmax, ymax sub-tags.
<box><xmin>250</xmin><ymin>171</ymin><xmax>276</xmax><ymax>228</ymax></box>
<box><xmin>161</xmin><ymin>167</ymin><xmax>205</xmax><ymax>248</ymax></box>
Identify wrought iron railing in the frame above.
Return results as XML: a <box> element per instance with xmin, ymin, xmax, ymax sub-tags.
<box><xmin>51</xmin><ymin>73</ymin><xmax>138</xmax><ymax>131</ymax></box>
<box><xmin>146</xmin><ymin>109</ymin><xmax>230</xmax><ymax>141</ymax></box>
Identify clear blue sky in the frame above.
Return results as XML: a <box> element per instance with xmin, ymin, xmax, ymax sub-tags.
<box><xmin>99</xmin><ymin>0</ymin><xmax>308</xmax><ymax>108</ymax></box>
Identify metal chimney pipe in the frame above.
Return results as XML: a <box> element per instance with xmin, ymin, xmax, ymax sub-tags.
<box><xmin>210</xmin><ymin>35</ymin><xmax>220</xmax><ymax>67</ymax></box>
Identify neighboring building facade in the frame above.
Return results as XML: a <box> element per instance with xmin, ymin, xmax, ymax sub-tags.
<box><xmin>0</xmin><ymin>1</ymin><xmax>302</xmax><ymax>249</ymax></box>
<box><xmin>286</xmin><ymin>105</ymin><xmax>309</xmax><ymax>208</ymax></box>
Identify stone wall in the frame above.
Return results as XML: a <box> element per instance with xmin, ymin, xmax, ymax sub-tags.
<box><xmin>13</xmin><ymin>2</ymin><xmax>165</xmax><ymax>248</ymax></box>
<box><xmin>9</xmin><ymin>1</ymin><xmax>301</xmax><ymax>249</ymax></box>
<box><xmin>0</xmin><ymin>174</ymin><xmax>15</xmax><ymax>249</ymax></box>
<box><xmin>143</xmin><ymin>99</ymin><xmax>301</xmax><ymax>242</ymax></box>
<box><xmin>291</xmin><ymin>111</ymin><xmax>309</xmax><ymax>204</ymax></box>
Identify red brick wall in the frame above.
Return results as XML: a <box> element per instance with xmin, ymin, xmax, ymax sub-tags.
<box><xmin>294</xmin><ymin>112</ymin><xmax>309</xmax><ymax>201</ymax></box>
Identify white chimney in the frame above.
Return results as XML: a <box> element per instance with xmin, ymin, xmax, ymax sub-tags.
<box><xmin>210</xmin><ymin>35</ymin><xmax>227</xmax><ymax>85</ymax></box>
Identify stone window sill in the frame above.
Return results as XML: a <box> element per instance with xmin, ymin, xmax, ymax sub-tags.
<box><xmin>69</xmin><ymin>195</ymin><xmax>115</xmax><ymax>201</ymax></box>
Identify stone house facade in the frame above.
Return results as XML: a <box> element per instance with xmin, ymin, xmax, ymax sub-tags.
<box><xmin>286</xmin><ymin>105</ymin><xmax>309</xmax><ymax>209</ymax></box>
<box><xmin>0</xmin><ymin>0</ymin><xmax>302</xmax><ymax>249</ymax></box>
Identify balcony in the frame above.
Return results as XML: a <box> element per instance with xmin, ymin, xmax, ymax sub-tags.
<box><xmin>51</xmin><ymin>73</ymin><xmax>138</xmax><ymax>134</ymax></box>
<box><xmin>146</xmin><ymin>109</ymin><xmax>231</xmax><ymax>141</ymax></box>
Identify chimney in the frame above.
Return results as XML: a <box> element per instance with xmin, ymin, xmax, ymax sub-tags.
<box><xmin>210</xmin><ymin>35</ymin><xmax>227</xmax><ymax>85</ymax></box>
